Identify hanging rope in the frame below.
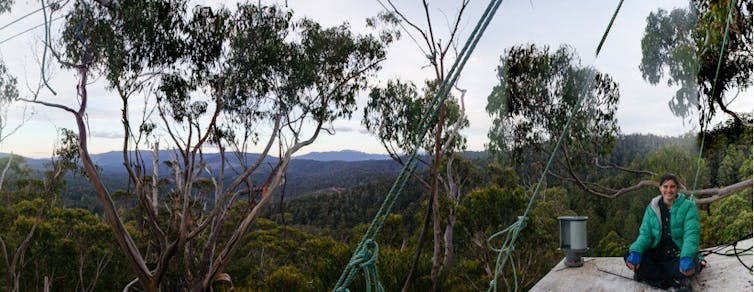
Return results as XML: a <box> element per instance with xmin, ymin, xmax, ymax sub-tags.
<box><xmin>689</xmin><ymin>0</ymin><xmax>737</xmax><ymax>201</ymax></box>
<box><xmin>333</xmin><ymin>0</ymin><xmax>505</xmax><ymax>290</ymax></box>
<box><xmin>40</xmin><ymin>0</ymin><xmax>57</xmax><ymax>95</ymax></box>
<box><xmin>485</xmin><ymin>1</ymin><xmax>624</xmax><ymax>291</ymax></box>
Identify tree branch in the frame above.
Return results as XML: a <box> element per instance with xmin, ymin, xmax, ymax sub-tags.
<box><xmin>693</xmin><ymin>179</ymin><xmax>753</xmax><ymax>204</ymax></box>
<box><xmin>593</xmin><ymin>157</ymin><xmax>656</xmax><ymax>176</ymax></box>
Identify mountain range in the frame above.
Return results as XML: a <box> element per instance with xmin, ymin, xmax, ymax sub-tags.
<box><xmin>3</xmin><ymin>150</ymin><xmax>479</xmax><ymax>208</ymax></box>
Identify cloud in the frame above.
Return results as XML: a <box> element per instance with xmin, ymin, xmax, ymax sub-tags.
<box><xmin>332</xmin><ymin>126</ymin><xmax>370</xmax><ymax>135</ymax></box>
<box><xmin>90</xmin><ymin>131</ymin><xmax>123</xmax><ymax>139</ymax></box>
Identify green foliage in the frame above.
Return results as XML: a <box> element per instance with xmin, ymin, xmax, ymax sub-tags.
<box><xmin>485</xmin><ymin>44</ymin><xmax>620</xmax><ymax>182</ymax></box>
<box><xmin>0</xmin><ymin>161</ymin><xmax>132</xmax><ymax>291</ymax></box>
<box><xmin>595</xmin><ymin>230</ymin><xmax>629</xmax><ymax>257</ymax></box>
<box><xmin>56</xmin><ymin>0</ymin><xmax>391</xmax><ymax>289</ymax></box>
<box><xmin>1</xmin><ymin>122</ymin><xmax>749</xmax><ymax>290</ymax></box>
<box><xmin>640</xmin><ymin>5</ymin><xmax>699</xmax><ymax>119</ymax></box>
<box><xmin>262</xmin><ymin>265</ymin><xmax>315</xmax><ymax>291</ymax></box>
<box><xmin>0</xmin><ymin>58</ymin><xmax>17</xmax><ymax>104</ymax></box>
<box><xmin>700</xmin><ymin>192</ymin><xmax>753</xmax><ymax>247</ymax></box>
<box><xmin>275</xmin><ymin>179</ymin><xmax>423</xmax><ymax>234</ymax></box>
<box><xmin>454</xmin><ymin>185</ymin><xmax>573</xmax><ymax>290</ymax></box>
<box><xmin>701</xmin><ymin>115</ymin><xmax>753</xmax><ymax>185</ymax></box>
<box><xmin>226</xmin><ymin>218</ymin><xmax>351</xmax><ymax>291</ymax></box>
<box><xmin>362</xmin><ymin>79</ymin><xmax>469</xmax><ymax>157</ymax></box>
<box><xmin>717</xmin><ymin>144</ymin><xmax>745</xmax><ymax>185</ymax></box>
<box><xmin>63</xmin><ymin>0</ymin><xmax>388</xmax><ymax>138</ymax></box>
<box><xmin>645</xmin><ymin>144</ymin><xmax>709</xmax><ymax>187</ymax></box>
<box><xmin>640</xmin><ymin>0</ymin><xmax>753</xmax><ymax>123</ymax></box>
<box><xmin>0</xmin><ymin>55</ymin><xmax>18</xmax><ymax>141</ymax></box>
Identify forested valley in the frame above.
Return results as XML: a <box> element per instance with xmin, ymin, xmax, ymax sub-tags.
<box><xmin>1</xmin><ymin>121</ymin><xmax>751</xmax><ymax>290</ymax></box>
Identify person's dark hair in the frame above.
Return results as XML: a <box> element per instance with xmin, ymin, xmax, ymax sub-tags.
<box><xmin>659</xmin><ymin>173</ymin><xmax>680</xmax><ymax>186</ymax></box>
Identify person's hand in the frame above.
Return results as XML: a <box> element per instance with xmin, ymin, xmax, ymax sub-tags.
<box><xmin>679</xmin><ymin>257</ymin><xmax>695</xmax><ymax>276</ymax></box>
<box><xmin>625</xmin><ymin>252</ymin><xmax>641</xmax><ymax>270</ymax></box>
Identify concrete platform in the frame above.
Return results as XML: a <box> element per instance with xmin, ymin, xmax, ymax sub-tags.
<box><xmin>530</xmin><ymin>239</ymin><xmax>752</xmax><ymax>291</ymax></box>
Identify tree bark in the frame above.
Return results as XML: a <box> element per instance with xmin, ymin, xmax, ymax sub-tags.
<box><xmin>430</xmin><ymin>106</ymin><xmax>446</xmax><ymax>291</ymax></box>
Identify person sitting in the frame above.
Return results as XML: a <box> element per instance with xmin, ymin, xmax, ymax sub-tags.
<box><xmin>625</xmin><ymin>173</ymin><xmax>700</xmax><ymax>291</ymax></box>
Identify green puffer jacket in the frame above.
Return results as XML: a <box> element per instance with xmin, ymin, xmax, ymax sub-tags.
<box><xmin>629</xmin><ymin>193</ymin><xmax>700</xmax><ymax>258</ymax></box>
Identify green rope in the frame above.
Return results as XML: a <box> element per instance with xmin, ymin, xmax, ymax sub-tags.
<box><xmin>333</xmin><ymin>0</ymin><xmax>505</xmax><ymax>290</ymax></box>
<box><xmin>595</xmin><ymin>0</ymin><xmax>623</xmax><ymax>56</ymax></box>
<box><xmin>689</xmin><ymin>0</ymin><xmax>736</xmax><ymax>200</ymax></box>
<box><xmin>485</xmin><ymin>1</ymin><xmax>625</xmax><ymax>290</ymax></box>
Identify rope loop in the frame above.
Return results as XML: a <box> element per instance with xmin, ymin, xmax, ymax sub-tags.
<box><xmin>334</xmin><ymin>240</ymin><xmax>384</xmax><ymax>292</ymax></box>
<box><xmin>487</xmin><ymin>216</ymin><xmax>527</xmax><ymax>252</ymax></box>
<box><xmin>348</xmin><ymin>239</ymin><xmax>380</xmax><ymax>269</ymax></box>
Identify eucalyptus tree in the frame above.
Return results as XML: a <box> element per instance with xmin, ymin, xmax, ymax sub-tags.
<box><xmin>638</xmin><ymin>0</ymin><xmax>753</xmax><ymax>204</ymax></box>
<box><xmin>17</xmin><ymin>1</ymin><xmax>389</xmax><ymax>290</ymax></box>
<box><xmin>361</xmin><ymin>1</ymin><xmax>475</xmax><ymax>289</ymax></box>
<box><xmin>0</xmin><ymin>0</ymin><xmax>21</xmax><ymax>149</ymax></box>
<box><xmin>486</xmin><ymin>44</ymin><xmax>620</xmax><ymax>186</ymax></box>
<box><xmin>640</xmin><ymin>0</ymin><xmax>752</xmax><ymax>125</ymax></box>
<box><xmin>0</xmin><ymin>63</ymin><xmax>18</xmax><ymax>147</ymax></box>
<box><xmin>487</xmin><ymin>43</ymin><xmax>752</xmax><ymax>206</ymax></box>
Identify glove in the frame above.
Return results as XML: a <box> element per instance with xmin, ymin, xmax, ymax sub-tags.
<box><xmin>679</xmin><ymin>257</ymin><xmax>694</xmax><ymax>272</ymax></box>
<box><xmin>626</xmin><ymin>251</ymin><xmax>641</xmax><ymax>266</ymax></box>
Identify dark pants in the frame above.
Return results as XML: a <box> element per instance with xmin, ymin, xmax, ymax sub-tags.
<box><xmin>625</xmin><ymin>249</ymin><xmax>699</xmax><ymax>289</ymax></box>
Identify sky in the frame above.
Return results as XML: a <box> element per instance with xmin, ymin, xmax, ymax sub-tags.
<box><xmin>0</xmin><ymin>0</ymin><xmax>751</xmax><ymax>158</ymax></box>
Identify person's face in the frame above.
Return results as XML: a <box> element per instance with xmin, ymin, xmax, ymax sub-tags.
<box><xmin>659</xmin><ymin>179</ymin><xmax>678</xmax><ymax>202</ymax></box>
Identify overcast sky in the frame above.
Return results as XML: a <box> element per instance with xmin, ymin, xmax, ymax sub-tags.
<box><xmin>0</xmin><ymin>0</ymin><xmax>750</xmax><ymax>158</ymax></box>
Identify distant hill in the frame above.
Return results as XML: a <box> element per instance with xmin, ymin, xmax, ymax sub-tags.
<box><xmin>0</xmin><ymin>134</ymin><xmax>696</xmax><ymax>211</ymax></box>
<box><xmin>2</xmin><ymin>150</ymin><xmax>408</xmax><ymax>209</ymax></box>
<box><xmin>294</xmin><ymin>150</ymin><xmax>390</xmax><ymax>161</ymax></box>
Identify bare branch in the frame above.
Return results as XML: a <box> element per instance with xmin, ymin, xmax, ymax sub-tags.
<box><xmin>191</xmin><ymin>112</ymin><xmax>283</xmax><ymax>240</ymax></box>
<box><xmin>440</xmin><ymin>86</ymin><xmax>466</xmax><ymax>153</ymax></box>
<box><xmin>693</xmin><ymin>179</ymin><xmax>753</xmax><ymax>204</ymax></box>
<box><xmin>0</xmin><ymin>153</ymin><xmax>12</xmax><ymax>191</ymax></box>
<box><xmin>555</xmin><ymin>161</ymin><xmax>753</xmax><ymax>204</ymax></box>
<box><xmin>439</xmin><ymin>0</ymin><xmax>470</xmax><ymax>67</ymax></box>
<box><xmin>715</xmin><ymin>97</ymin><xmax>743</xmax><ymax>124</ymax></box>
<box><xmin>73</xmin><ymin>67</ymin><xmax>152</xmax><ymax>284</ymax></box>
<box><xmin>10</xmin><ymin>214</ymin><xmax>42</xmax><ymax>292</ymax></box>
<box><xmin>0</xmin><ymin>234</ymin><xmax>9</xmax><ymax>288</ymax></box>
<box><xmin>16</xmin><ymin>97</ymin><xmax>77</xmax><ymax>115</ymax></box>
<box><xmin>203</xmin><ymin>119</ymin><xmax>325</xmax><ymax>288</ymax></box>
<box><xmin>594</xmin><ymin>157</ymin><xmax>656</xmax><ymax>176</ymax></box>
<box><xmin>385</xmin><ymin>0</ymin><xmax>433</xmax><ymax>51</ymax></box>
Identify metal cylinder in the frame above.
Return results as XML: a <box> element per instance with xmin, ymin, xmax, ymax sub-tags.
<box><xmin>558</xmin><ymin>216</ymin><xmax>588</xmax><ymax>250</ymax></box>
<box><xmin>558</xmin><ymin>216</ymin><xmax>588</xmax><ymax>267</ymax></box>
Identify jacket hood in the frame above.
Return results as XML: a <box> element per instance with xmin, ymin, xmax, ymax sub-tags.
<box><xmin>649</xmin><ymin>193</ymin><xmax>687</xmax><ymax>224</ymax></box>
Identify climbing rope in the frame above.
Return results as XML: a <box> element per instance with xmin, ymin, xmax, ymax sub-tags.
<box><xmin>485</xmin><ymin>1</ymin><xmax>624</xmax><ymax>291</ymax></box>
<box><xmin>689</xmin><ymin>0</ymin><xmax>737</xmax><ymax>201</ymax></box>
<box><xmin>333</xmin><ymin>0</ymin><xmax>505</xmax><ymax>290</ymax></box>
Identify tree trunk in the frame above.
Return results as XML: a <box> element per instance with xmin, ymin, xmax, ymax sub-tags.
<box><xmin>440</xmin><ymin>214</ymin><xmax>456</xmax><ymax>283</ymax></box>
<box><xmin>430</xmin><ymin>106</ymin><xmax>446</xmax><ymax>291</ymax></box>
<box><xmin>401</xmin><ymin>192</ymin><xmax>433</xmax><ymax>292</ymax></box>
